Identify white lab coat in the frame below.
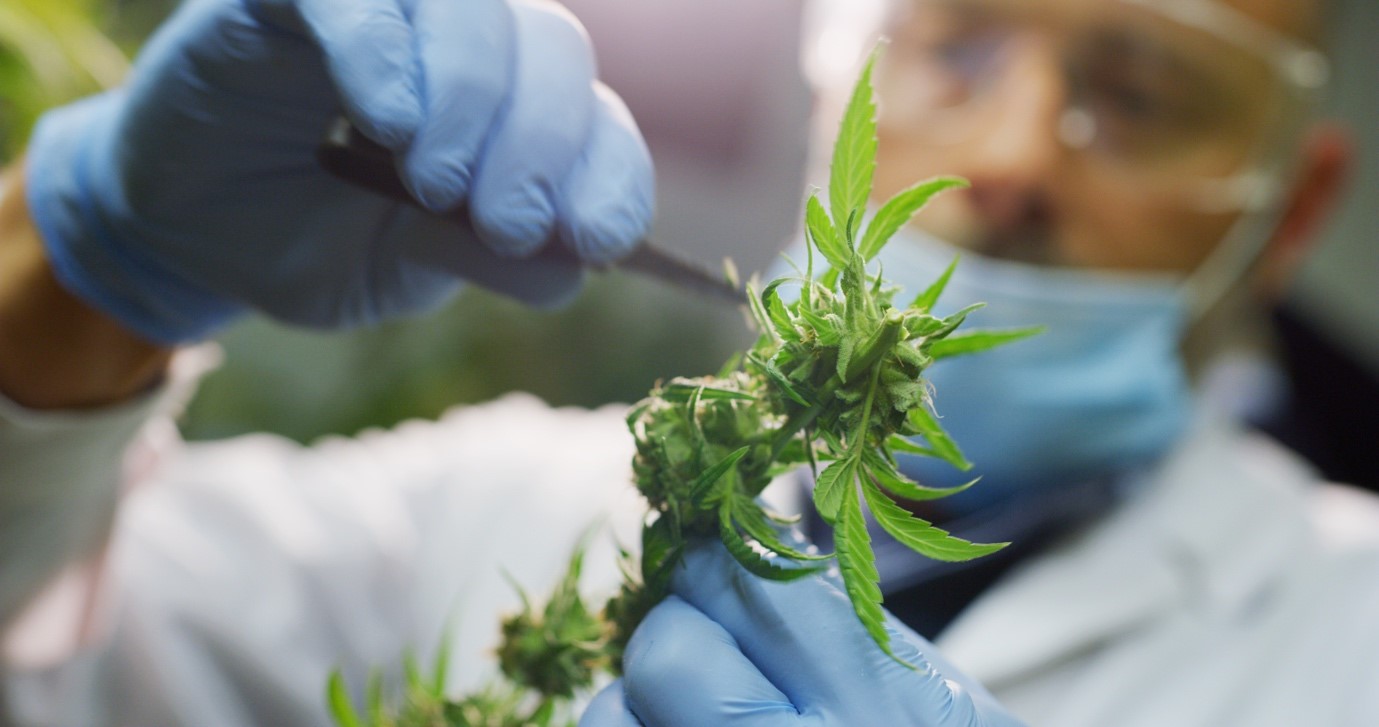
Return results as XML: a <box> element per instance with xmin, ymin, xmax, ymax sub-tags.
<box><xmin>3</xmin><ymin>352</ymin><xmax>1378</xmax><ymax>726</ymax></box>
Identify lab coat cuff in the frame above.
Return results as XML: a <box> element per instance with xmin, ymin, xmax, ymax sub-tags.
<box><xmin>0</xmin><ymin>345</ymin><xmax>217</xmax><ymax>632</ymax></box>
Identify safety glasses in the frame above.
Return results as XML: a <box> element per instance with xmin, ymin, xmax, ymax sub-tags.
<box><xmin>874</xmin><ymin>0</ymin><xmax>1329</xmax><ymax>212</ymax></box>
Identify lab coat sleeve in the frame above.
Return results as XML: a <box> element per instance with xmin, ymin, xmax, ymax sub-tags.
<box><xmin>76</xmin><ymin>390</ymin><xmax>646</xmax><ymax>726</ymax></box>
<box><xmin>0</xmin><ymin>347</ymin><xmax>209</xmax><ymax>632</ymax></box>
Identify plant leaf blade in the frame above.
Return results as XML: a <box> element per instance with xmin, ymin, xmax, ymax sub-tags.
<box><xmin>829</xmin><ymin>50</ymin><xmax>880</xmax><ymax>242</ymax></box>
<box><xmin>863</xmin><ymin>478</ymin><xmax>1007</xmax><ymax>561</ymax></box>
<box><xmin>927</xmin><ymin>327</ymin><xmax>1044</xmax><ymax>359</ymax></box>
<box><xmin>859</xmin><ymin>176</ymin><xmax>968</xmax><ymax>261</ymax></box>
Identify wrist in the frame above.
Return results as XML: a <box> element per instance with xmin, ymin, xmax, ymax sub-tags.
<box><xmin>24</xmin><ymin>93</ymin><xmax>243</xmax><ymax>345</ymax></box>
<box><xmin>0</xmin><ymin>162</ymin><xmax>173</xmax><ymax>409</ymax></box>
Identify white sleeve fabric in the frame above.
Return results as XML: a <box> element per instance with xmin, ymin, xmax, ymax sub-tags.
<box><xmin>0</xmin><ymin>348</ymin><xmax>211</xmax><ymax>635</ymax></box>
<box><xmin>4</xmin><ymin>388</ymin><xmax>645</xmax><ymax>727</ymax></box>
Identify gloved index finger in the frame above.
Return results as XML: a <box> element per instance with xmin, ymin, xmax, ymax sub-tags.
<box><xmin>293</xmin><ymin>0</ymin><xmax>423</xmax><ymax>148</ymax></box>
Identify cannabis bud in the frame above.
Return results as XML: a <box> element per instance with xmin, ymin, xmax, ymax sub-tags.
<box><xmin>496</xmin><ymin>551</ymin><xmax>609</xmax><ymax>699</ymax></box>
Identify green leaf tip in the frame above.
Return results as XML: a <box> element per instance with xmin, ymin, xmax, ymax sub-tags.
<box><xmin>828</xmin><ymin>48</ymin><xmax>880</xmax><ymax>252</ymax></box>
<box><xmin>927</xmin><ymin>326</ymin><xmax>1045</xmax><ymax>359</ymax></box>
<box><xmin>910</xmin><ymin>256</ymin><xmax>960</xmax><ymax>313</ymax></box>
<box><xmin>859</xmin><ymin>176</ymin><xmax>969</xmax><ymax>262</ymax></box>
<box><xmin>327</xmin><ymin>671</ymin><xmax>363</xmax><ymax>727</ymax></box>
<box><xmin>863</xmin><ymin>479</ymin><xmax>1008</xmax><ymax>562</ymax></box>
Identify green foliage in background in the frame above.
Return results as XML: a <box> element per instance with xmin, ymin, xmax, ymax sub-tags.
<box><xmin>0</xmin><ymin>0</ymin><xmax>128</xmax><ymax>161</ymax></box>
<box><xmin>181</xmin><ymin>274</ymin><xmax>752</xmax><ymax>444</ymax></box>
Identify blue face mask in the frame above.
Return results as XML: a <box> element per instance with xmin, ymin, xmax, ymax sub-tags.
<box><xmin>875</xmin><ymin>228</ymin><xmax>1194</xmax><ymax>515</ymax></box>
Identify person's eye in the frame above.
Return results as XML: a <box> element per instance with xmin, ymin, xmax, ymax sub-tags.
<box><xmin>1091</xmin><ymin>79</ymin><xmax>1176</xmax><ymax>124</ymax></box>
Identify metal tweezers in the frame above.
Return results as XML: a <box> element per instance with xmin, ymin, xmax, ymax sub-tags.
<box><xmin>317</xmin><ymin>118</ymin><xmax>747</xmax><ymax>306</ymax></box>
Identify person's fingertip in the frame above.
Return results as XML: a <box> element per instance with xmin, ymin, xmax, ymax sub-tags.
<box><xmin>349</xmin><ymin>77</ymin><xmax>422</xmax><ymax>149</ymax></box>
<box><xmin>402</xmin><ymin>156</ymin><xmax>473</xmax><ymax>212</ymax></box>
<box><xmin>562</xmin><ymin>196</ymin><xmax>650</xmax><ymax>265</ymax></box>
<box><xmin>473</xmin><ymin>188</ymin><xmax>557</xmax><ymax>258</ymax></box>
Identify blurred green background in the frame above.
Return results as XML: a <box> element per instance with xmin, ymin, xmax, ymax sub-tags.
<box><xmin>0</xmin><ymin>0</ymin><xmax>756</xmax><ymax>443</ymax></box>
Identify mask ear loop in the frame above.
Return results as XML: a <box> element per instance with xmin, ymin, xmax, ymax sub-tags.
<box><xmin>1176</xmin><ymin>161</ymin><xmax>1292</xmax><ymax>323</ymax></box>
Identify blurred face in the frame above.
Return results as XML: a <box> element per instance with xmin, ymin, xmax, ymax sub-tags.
<box><xmin>871</xmin><ymin>0</ymin><xmax>1326</xmax><ymax>274</ymax></box>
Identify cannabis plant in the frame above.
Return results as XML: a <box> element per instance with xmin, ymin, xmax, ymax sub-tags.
<box><xmin>330</xmin><ymin>47</ymin><xmax>1036</xmax><ymax>725</ymax></box>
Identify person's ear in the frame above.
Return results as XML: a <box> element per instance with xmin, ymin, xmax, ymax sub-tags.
<box><xmin>1253</xmin><ymin>122</ymin><xmax>1353</xmax><ymax>296</ymax></box>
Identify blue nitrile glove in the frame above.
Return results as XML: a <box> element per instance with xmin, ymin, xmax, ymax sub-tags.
<box><xmin>25</xmin><ymin>0</ymin><xmax>653</xmax><ymax>344</ymax></box>
<box><xmin>581</xmin><ymin>541</ymin><xmax>1025</xmax><ymax>727</ymax></box>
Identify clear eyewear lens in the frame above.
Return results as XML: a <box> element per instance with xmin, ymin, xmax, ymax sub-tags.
<box><xmin>876</xmin><ymin>0</ymin><xmax>1329</xmax><ymax>209</ymax></box>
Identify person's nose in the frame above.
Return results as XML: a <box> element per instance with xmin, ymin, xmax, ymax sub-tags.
<box><xmin>960</xmin><ymin>36</ymin><xmax>1067</xmax><ymax>234</ymax></box>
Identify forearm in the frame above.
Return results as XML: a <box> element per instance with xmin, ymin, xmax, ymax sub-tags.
<box><xmin>0</xmin><ymin>162</ymin><xmax>172</xmax><ymax>410</ymax></box>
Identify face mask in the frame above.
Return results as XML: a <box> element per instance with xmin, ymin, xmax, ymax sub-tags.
<box><xmin>874</xmin><ymin>228</ymin><xmax>1194</xmax><ymax>515</ymax></box>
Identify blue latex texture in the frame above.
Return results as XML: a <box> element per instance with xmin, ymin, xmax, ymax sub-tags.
<box><xmin>580</xmin><ymin>541</ymin><xmax>1027</xmax><ymax>727</ymax></box>
<box><xmin>24</xmin><ymin>0</ymin><xmax>654</xmax><ymax>344</ymax></box>
<box><xmin>874</xmin><ymin>227</ymin><xmax>1193</xmax><ymax>515</ymax></box>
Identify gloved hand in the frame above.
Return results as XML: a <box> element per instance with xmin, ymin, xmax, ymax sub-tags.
<box><xmin>25</xmin><ymin>0</ymin><xmax>653</xmax><ymax>344</ymax></box>
<box><xmin>581</xmin><ymin>541</ymin><xmax>1026</xmax><ymax>726</ymax></box>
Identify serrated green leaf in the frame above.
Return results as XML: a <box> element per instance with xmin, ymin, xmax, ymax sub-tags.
<box><xmin>927</xmin><ymin>326</ymin><xmax>1044</xmax><ymax>359</ymax></box>
<box><xmin>327</xmin><ymin>671</ymin><xmax>363</xmax><ymax>727</ymax></box>
<box><xmin>927</xmin><ymin>302</ymin><xmax>985</xmax><ymax>341</ymax></box>
<box><xmin>829</xmin><ymin>50</ymin><xmax>880</xmax><ymax>245</ymax></box>
<box><xmin>746</xmin><ymin>280</ymin><xmax>775</xmax><ymax>337</ymax></box>
<box><xmin>907</xmin><ymin>406</ymin><xmax>972</xmax><ymax>470</ymax></box>
<box><xmin>886</xmin><ymin>433</ymin><xmax>937</xmax><ymax>457</ymax></box>
<box><xmin>863</xmin><ymin>448</ymin><xmax>976</xmax><ymax>501</ymax></box>
<box><xmin>835</xmin><ymin>479</ymin><xmax>911</xmax><ymax>665</ymax></box>
<box><xmin>720</xmin><ymin>507</ymin><xmax>822</xmax><ymax>581</ymax></box>
<box><xmin>662</xmin><ymin>383</ymin><xmax>755</xmax><ymax>402</ymax></box>
<box><xmin>908</xmin><ymin>255</ymin><xmax>959</xmax><ymax>312</ymax></box>
<box><xmin>902</xmin><ymin>313</ymin><xmax>945</xmax><ymax>338</ymax></box>
<box><xmin>762</xmin><ymin>280</ymin><xmax>800</xmax><ymax>343</ymax></box>
<box><xmin>687</xmin><ymin>446</ymin><xmax>751</xmax><ymax>504</ymax></box>
<box><xmin>806</xmin><ymin>193</ymin><xmax>849</xmax><ymax>270</ymax></box>
<box><xmin>685</xmin><ymin>384</ymin><xmax>706</xmax><ymax>447</ymax></box>
<box><xmin>733</xmin><ymin>498</ymin><xmax>833</xmax><ymax>561</ymax></box>
<box><xmin>862</xmin><ymin>478</ymin><xmax>1007</xmax><ymax>561</ymax></box>
<box><xmin>750</xmin><ymin>354</ymin><xmax>810</xmax><ymax>406</ymax></box>
<box><xmin>859</xmin><ymin>176</ymin><xmax>969</xmax><ymax>261</ymax></box>
<box><xmin>812</xmin><ymin>456</ymin><xmax>857</xmax><ymax>522</ymax></box>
